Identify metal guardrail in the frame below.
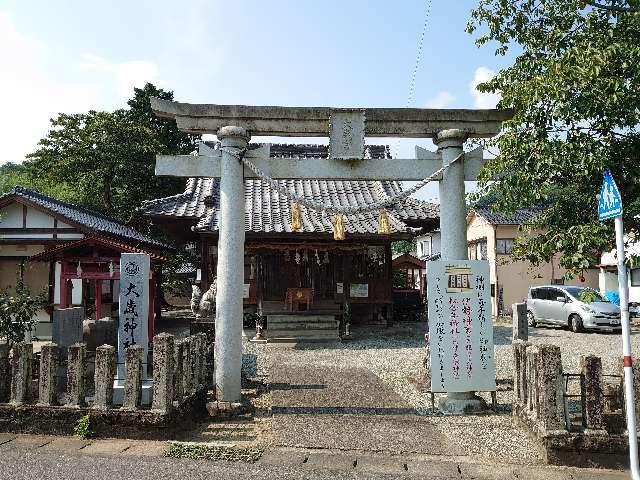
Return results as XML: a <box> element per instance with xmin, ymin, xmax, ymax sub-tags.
<box><xmin>562</xmin><ymin>372</ymin><xmax>623</xmax><ymax>431</ymax></box>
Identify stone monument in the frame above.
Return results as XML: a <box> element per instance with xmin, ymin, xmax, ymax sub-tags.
<box><xmin>113</xmin><ymin>253</ymin><xmax>153</xmax><ymax>405</ymax></box>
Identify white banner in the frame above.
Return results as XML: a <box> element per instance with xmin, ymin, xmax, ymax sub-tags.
<box><xmin>427</xmin><ymin>260</ymin><xmax>495</xmax><ymax>392</ymax></box>
<box><xmin>117</xmin><ymin>253</ymin><xmax>150</xmax><ymax>379</ymax></box>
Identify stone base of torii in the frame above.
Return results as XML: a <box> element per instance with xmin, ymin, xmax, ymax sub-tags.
<box><xmin>150</xmin><ymin>100</ymin><xmax>512</xmax><ymax>413</ymax></box>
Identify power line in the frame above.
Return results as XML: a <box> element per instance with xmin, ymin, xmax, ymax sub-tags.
<box><xmin>393</xmin><ymin>0</ymin><xmax>433</xmax><ymax>164</ymax></box>
<box><xmin>405</xmin><ymin>0</ymin><xmax>433</xmax><ymax>108</ymax></box>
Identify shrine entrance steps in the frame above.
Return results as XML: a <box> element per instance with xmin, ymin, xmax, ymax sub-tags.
<box><xmin>266</xmin><ymin>313</ymin><xmax>340</xmax><ymax>342</ymax></box>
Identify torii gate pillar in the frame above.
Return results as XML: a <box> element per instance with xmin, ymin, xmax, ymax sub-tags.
<box><xmin>434</xmin><ymin>128</ymin><xmax>486</xmax><ymax>413</ymax></box>
<box><xmin>436</xmin><ymin>129</ymin><xmax>468</xmax><ymax>260</ymax></box>
<box><xmin>214</xmin><ymin>126</ymin><xmax>249</xmax><ymax>402</ymax></box>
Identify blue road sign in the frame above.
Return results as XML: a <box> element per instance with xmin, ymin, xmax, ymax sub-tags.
<box><xmin>598</xmin><ymin>168</ymin><xmax>623</xmax><ymax>221</ymax></box>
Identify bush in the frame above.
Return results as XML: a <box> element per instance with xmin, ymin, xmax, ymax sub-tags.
<box><xmin>0</xmin><ymin>280</ymin><xmax>46</xmax><ymax>346</ymax></box>
<box><xmin>73</xmin><ymin>414</ymin><xmax>93</xmax><ymax>439</ymax></box>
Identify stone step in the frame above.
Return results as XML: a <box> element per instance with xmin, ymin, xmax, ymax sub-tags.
<box><xmin>267</xmin><ymin>315</ymin><xmax>338</xmax><ymax>324</ymax></box>
<box><xmin>267</xmin><ymin>331</ymin><xmax>340</xmax><ymax>341</ymax></box>
<box><xmin>268</xmin><ymin>337</ymin><xmax>340</xmax><ymax>343</ymax></box>
<box><xmin>267</xmin><ymin>323</ymin><xmax>338</xmax><ymax>331</ymax></box>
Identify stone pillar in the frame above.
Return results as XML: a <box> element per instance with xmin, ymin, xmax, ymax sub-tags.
<box><xmin>38</xmin><ymin>343</ymin><xmax>60</xmax><ymax>406</ymax></box>
<box><xmin>537</xmin><ymin>344</ymin><xmax>565</xmax><ymax>431</ymax></box>
<box><xmin>182</xmin><ymin>337</ymin><xmax>193</xmax><ymax>394</ymax></box>
<box><xmin>214</xmin><ymin>126</ymin><xmax>249</xmax><ymax>402</ymax></box>
<box><xmin>0</xmin><ymin>344</ymin><xmax>10</xmax><ymax>402</ymax></box>
<box><xmin>173</xmin><ymin>339</ymin><xmax>185</xmax><ymax>401</ymax></box>
<box><xmin>122</xmin><ymin>345</ymin><xmax>144</xmax><ymax>410</ymax></box>
<box><xmin>152</xmin><ymin>333</ymin><xmax>174</xmax><ymax>412</ymax></box>
<box><xmin>526</xmin><ymin>345</ymin><xmax>539</xmax><ymax>417</ymax></box>
<box><xmin>434</xmin><ymin>129</ymin><xmax>484</xmax><ymax>413</ymax></box>
<box><xmin>93</xmin><ymin>345</ymin><xmax>116</xmax><ymax>410</ymax></box>
<box><xmin>198</xmin><ymin>334</ymin><xmax>209</xmax><ymax>387</ymax></box>
<box><xmin>66</xmin><ymin>343</ymin><xmax>86</xmax><ymax>407</ymax></box>
<box><xmin>435</xmin><ymin>129</ymin><xmax>468</xmax><ymax>260</ymax></box>
<box><xmin>512</xmin><ymin>303</ymin><xmax>528</xmax><ymax>341</ymax></box>
<box><xmin>10</xmin><ymin>342</ymin><xmax>32</xmax><ymax>405</ymax></box>
<box><xmin>190</xmin><ymin>334</ymin><xmax>200</xmax><ymax>387</ymax></box>
<box><xmin>512</xmin><ymin>340</ymin><xmax>529</xmax><ymax>405</ymax></box>
<box><xmin>580</xmin><ymin>355</ymin><xmax>604</xmax><ymax>431</ymax></box>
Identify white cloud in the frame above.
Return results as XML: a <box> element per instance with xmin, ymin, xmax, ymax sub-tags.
<box><xmin>80</xmin><ymin>53</ymin><xmax>158</xmax><ymax>98</ymax></box>
<box><xmin>0</xmin><ymin>11</ymin><xmax>98</xmax><ymax>164</ymax></box>
<box><xmin>425</xmin><ymin>91</ymin><xmax>455</xmax><ymax>109</ymax></box>
<box><xmin>470</xmin><ymin>67</ymin><xmax>501</xmax><ymax>108</ymax></box>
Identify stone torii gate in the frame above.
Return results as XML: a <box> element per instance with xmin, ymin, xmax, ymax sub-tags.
<box><xmin>150</xmin><ymin>98</ymin><xmax>512</xmax><ymax>410</ymax></box>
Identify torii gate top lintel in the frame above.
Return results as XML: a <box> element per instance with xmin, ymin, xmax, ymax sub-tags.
<box><xmin>150</xmin><ymin>97</ymin><xmax>513</xmax><ymax>138</ymax></box>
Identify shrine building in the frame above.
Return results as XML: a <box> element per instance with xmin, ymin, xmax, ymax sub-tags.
<box><xmin>143</xmin><ymin>142</ymin><xmax>438</xmax><ymax>337</ymax></box>
<box><xmin>0</xmin><ymin>186</ymin><xmax>167</xmax><ymax>339</ymax></box>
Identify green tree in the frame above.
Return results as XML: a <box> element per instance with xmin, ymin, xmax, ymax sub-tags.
<box><xmin>467</xmin><ymin>1</ymin><xmax>640</xmax><ymax>276</ymax></box>
<box><xmin>26</xmin><ymin>83</ymin><xmax>197</xmax><ymax>223</ymax></box>
<box><xmin>0</xmin><ymin>163</ymin><xmax>31</xmax><ymax>195</ymax></box>
<box><xmin>392</xmin><ymin>239</ymin><xmax>417</xmax><ymax>255</ymax></box>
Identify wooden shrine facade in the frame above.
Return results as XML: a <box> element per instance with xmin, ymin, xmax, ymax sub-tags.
<box><xmin>29</xmin><ymin>237</ymin><xmax>165</xmax><ymax>338</ymax></box>
<box><xmin>201</xmin><ymin>237</ymin><xmax>395</xmax><ymax>323</ymax></box>
<box><xmin>143</xmin><ymin>143</ymin><xmax>440</xmax><ymax>325</ymax></box>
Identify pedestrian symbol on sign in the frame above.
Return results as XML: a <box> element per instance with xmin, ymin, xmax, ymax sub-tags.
<box><xmin>598</xmin><ymin>169</ymin><xmax>622</xmax><ymax>221</ymax></box>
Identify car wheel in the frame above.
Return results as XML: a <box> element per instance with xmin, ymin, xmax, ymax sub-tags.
<box><xmin>570</xmin><ymin>314</ymin><xmax>583</xmax><ymax>333</ymax></box>
<box><xmin>527</xmin><ymin>310</ymin><xmax>536</xmax><ymax>327</ymax></box>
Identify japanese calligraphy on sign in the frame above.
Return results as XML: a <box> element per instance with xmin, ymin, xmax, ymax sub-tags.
<box><xmin>427</xmin><ymin>260</ymin><xmax>495</xmax><ymax>393</ymax></box>
<box><xmin>328</xmin><ymin>110</ymin><xmax>365</xmax><ymax>160</ymax></box>
<box><xmin>117</xmin><ymin>253</ymin><xmax>150</xmax><ymax>379</ymax></box>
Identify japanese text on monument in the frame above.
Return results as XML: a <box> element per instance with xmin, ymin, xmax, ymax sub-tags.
<box><xmin>118</xmin><ymin>253</ymin><xmax>150</xmax><ymax>378</ymax></box>
<box><xmin>427</xmin><ymin>261</ymin><xmax>495</xmax><ymax>392</ymax></box>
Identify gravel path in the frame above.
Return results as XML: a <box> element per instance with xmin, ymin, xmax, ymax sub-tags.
<box><xmin>241</xmin><ymin>322</ymin><xmax>640</xmax><ymax>465</ymax></box>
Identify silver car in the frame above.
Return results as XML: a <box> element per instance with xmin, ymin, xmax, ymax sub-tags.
<box><xmin>526</xmin><ymin>285</ymin><xmax>621</xmax><ymax>333</ymax></box>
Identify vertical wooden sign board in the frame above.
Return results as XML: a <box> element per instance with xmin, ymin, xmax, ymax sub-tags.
<box><xmin>427</xmin><ymin>260</ymin><xmax>496</xmax><ymax>393</ymax></box>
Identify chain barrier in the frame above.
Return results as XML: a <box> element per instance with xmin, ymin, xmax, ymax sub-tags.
<box><xmin>222</xmin><ymin>146</ymin><xmax>462</xmax><ymax>216</ymax></box>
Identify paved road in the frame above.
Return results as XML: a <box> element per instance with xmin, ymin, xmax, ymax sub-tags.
<box><xmin>0</xmin><ymin>447</ymin><xmax>630</xmax><ymax>480</ymax></box>
<box><xmin>0</xmin><ymin>435</ymin><xmax>629</xmax><ymax>480</ymax></box>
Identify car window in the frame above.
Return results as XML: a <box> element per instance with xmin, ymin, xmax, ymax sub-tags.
<box><xmin>548</xmin><ymin>288</ymin><xmax>565</xmax><ymax>301</ymax></box>
<box><xmin>564</xmin><ymin>286</ymin><xmax>608</xmax><ymax>303</ymax></box>
<box><xmin>530</xmin><ymin>288</ymin><xmax>538</xmax><ymax>299</ymax></box>
<box><xmin>539</xmin><ymin>287</ymin><xmax>553</xmax><ymax>300</ymax></box>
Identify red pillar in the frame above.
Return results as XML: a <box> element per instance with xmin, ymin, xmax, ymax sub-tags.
<box><xmin>60</xmin><ymin>262</ymin><xmax>68</xmax><ymax>308</ymax></box>
<box><xmin>95</xmin><ymin>279</ymin><xmax>102</xmax><ymax>319</ymax></box>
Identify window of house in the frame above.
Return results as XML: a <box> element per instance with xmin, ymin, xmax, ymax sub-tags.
<box><xmin>496</xmin><ymin>238</ymin><xmax>515</xmax><ymax>254</ymax></box>
<box><xmin>419</xmin><ymin>238</ymin><xmax>432</xmax><ymax>258</ymax></box>
<box><xmin>469</xmin><ymin>241</ymin><xmax>487</xmax><ymax>260</ymax></box>
<box><xmin>631</xmin><ymin>268</ymin><xmax>640</xmax><ymax>287</ymax></box>
<box><xmin>478</xmin><ymin>242</ymin><xmax>487</xmax><ymax>260</ymax></box>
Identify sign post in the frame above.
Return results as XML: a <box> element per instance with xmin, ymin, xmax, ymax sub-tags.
<box><xmin>427</xmin><ymin>260</ymin><xmax>496</xmax><ymax>403</ymax></box>
<box><xmin>598</xmin><ymin>169</ymin><xmax>639</xmax><ymax>479</ymax></box>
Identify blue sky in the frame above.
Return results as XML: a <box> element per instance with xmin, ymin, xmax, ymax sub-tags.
<box><xmin>0</xmin><ymin>0</ymin><xmax>514</xmax><ymax>201</ymax></box>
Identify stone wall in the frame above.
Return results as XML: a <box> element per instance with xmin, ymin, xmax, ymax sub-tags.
<box><xmin>0</xmin><ymin>333</ymin><xmax>210</xmax><ymax>439</ymax></box>
<box><xmin>512</xmin><ymin>340</ymin><xmax>635</xmax><ymax>469</ymax></box>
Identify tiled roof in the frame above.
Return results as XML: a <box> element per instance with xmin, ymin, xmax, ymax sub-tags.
<box><xmin>1</xmin><ymin>186</ymin><xmax>166</xmax><ymax>248</ymax></box>
<box><xmin>142</xmin><ymin>144</ymin><xmax>439</xmax><ymax>236</ymax></box>
<box><xmin>473</xmin><ymin>207</ymin><xmax>541</xmax><ymax>225</ymax></box>
<box><xmin>28</xmin><ymin>237</ymin><xmax>166</xmax><ymax>262</ymax></box>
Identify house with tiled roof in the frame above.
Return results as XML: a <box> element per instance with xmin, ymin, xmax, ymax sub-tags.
<box><xmin>0</xmin><ymin>186</ymin><xmax>167</xmax><ymax>339</ymax></box>
<box><xmin>417</xmin><ymin>205</ymin><xmax>599</xmax><ymax>317</ymax></box>
<box><xmin>142</xmin><ymin>142</ymin><xmax>439</xmax><ymax>330</ymax></box>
